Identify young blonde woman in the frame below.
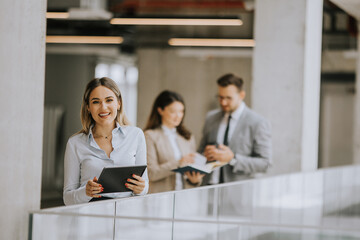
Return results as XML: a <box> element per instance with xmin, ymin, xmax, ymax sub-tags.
<box><xmin>144</xmin><ymin>90</ymin><xmax>204</xmax><ymax>193</ymax></box>
<box><xmin>63</xmin><ymin>77</ymin><xmax>148</xmax><ymax>205</ymax></box>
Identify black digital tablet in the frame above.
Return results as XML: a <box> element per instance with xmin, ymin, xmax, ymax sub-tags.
<box><xmin>97</xmin><ymin>165</ymin><xmax>147</xmax><ymax>193</ymax></box>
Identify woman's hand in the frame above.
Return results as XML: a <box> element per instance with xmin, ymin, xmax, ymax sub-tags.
<box><xmin>125</xmin><ymin>174</ymin><xmax>145</xmax><ymax>194</ymax></box>
<box><xmin>86</xmin><ymin>177</ymin><xmax>103</xmax><ymax>198</ymax></box>
<box><xmin>179</xmin><ymin>153</ymin><xmax>195</xmax><ymax>167</ymax></box>
<box><xmin>185</xmin><ymin>171</ymin><xmax>205</xmax><ymax>184</ymax></box>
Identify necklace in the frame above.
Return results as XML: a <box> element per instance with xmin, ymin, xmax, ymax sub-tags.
<box><xmin>93</xmin><ymin>130</ymin><xmax>112</xmax><ymax>139</ymax></box>
<box><xmin>94</xmin><ymin>134</ymin><xmax>112</xmax><ymax>139</ymax></box>
<box><xmin>93</xmin><ymin>126</ymin><xmax>112</xmax><ymax>139</ymax></box>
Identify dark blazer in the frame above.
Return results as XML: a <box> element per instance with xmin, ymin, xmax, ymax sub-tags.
<box><xmin>198</xmin><ymin>104</ymin><xmax>272</xmax><ymax>183</ymax></box>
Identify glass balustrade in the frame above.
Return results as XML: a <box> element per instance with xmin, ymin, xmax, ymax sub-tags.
<box><xmin>29</xmin><ymin>165</ymin><xmax>360</xmax><ymax>240</ymax></box>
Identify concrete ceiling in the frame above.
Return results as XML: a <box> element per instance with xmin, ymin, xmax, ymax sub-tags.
<box><xmin>330</xmin><ymin>0</ymin><xmax>360</xmax><ymax>20</ymax></box>
<box><xmin>46</xmin><ymin>0</ymin><xmax>255</xmax><ymax>51</ymax></box>
<box><xmin>46</xmin><ymin>0</ymin><xmax>356</xmax><ymax>52</ymax></box>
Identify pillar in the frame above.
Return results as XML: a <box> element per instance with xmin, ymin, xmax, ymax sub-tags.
<box><xmin>252</xmin><ymin>0</ymin><xmax>323</xmax><ymax>174</ymax></box>
<box><xmin>354</xmin><ymin>22</ymin><xmax>360</xmax><ymax>164</ymax></box>
<box><xmin>0</xmin><ymin>0</ymin><xmax>46</xmax><ymax>239</ymax></box>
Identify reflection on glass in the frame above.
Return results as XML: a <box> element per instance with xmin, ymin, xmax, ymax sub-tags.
<box><xmin>31</xmin><ymin>213</ymin><xmax>114</xmax><ymax>240</ymax></box>
<box><xmin>218</xmin><ymin>183</ymin><xmax>254</xmax><ymax>222</ymax></box>
<box><xmin>30</xmin><ymin>165</ymin><xmax>360</xmax><ymax>239</ymax></box>
<box><xmin>174</xmin><ymin>187</ymin><xmax>217</xmax><ymax>221</ymax></box>
<box><xmin>173</xmin><ymin>221</ymin><xmax>219</xmax><ymax>240</ymax></box>
<box><xmin>116</xmin><ymin>193</ymin><xmax>174</xmax><ymax>218</ymax></box>
<box><xmin>115</xmin><ymin>219</ymin><xmax>173</xmax><ymax>240</ymax></box>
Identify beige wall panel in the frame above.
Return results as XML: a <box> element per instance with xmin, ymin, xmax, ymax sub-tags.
<box><xmin>137</xmin><ymin>48</ymin><xmax>252</xmax><ymax>145</ymax></box>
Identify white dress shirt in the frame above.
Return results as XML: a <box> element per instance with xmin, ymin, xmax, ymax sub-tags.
<box><xmin>210</xmin><ymin>102</ymin><xmax>245</xmax><ymax>184</ymax></box>
<box><xmin>63</xmin><ymin>123</ymin><xmax>149</xmax><ymax>205</ymax></box>
<box><xmin>161</xmin><ymin>125</ymin><xmax>183</xmax><ymax>190</ymax></box>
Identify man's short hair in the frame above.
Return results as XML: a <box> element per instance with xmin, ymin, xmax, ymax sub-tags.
<box><xmin>217</xmin><ymin>73</ymin><xmax>244</xmax><ymax>91</ymax></box>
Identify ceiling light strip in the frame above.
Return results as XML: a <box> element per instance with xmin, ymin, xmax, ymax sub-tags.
<box><xmin>46</xmin><ymin>36</ymin><xmax>123</xmax><ymax>44</ymax></box>
<box><xmin>46</xmin><ymin>12</ymin><xmax>69</xmax><ymax>19</ymax></box>
<box><xmin>168</xmin><ymin>38</ymin><xmax>255</xmax><ymax>47</ymax></box>
<box><xmin>110</xmin><ymin>18</ymin><xmax>242</xmax><ymax>26</ymax></box>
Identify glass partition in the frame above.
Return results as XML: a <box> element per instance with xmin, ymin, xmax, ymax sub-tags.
<box><xmin>29</xmin><ymin>165</ymin><xmax>360</xmax><ymax>240</ymax></box>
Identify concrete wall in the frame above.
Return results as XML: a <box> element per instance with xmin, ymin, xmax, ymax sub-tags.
<box><xmin>0</xmin><ymin>0</ymin><xmax>46</xmax><ymax>239</ymax></box>
<box><xmin>137</xmin><ymin>48</ymin><xmax>253</xmax><ymax>144</ymax></box>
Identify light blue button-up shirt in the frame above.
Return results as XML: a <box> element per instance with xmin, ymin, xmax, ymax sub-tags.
<box><xmin>63</xmin><ymin>123</ymin><xmax>148</xmax><ymax>205</ymax></box>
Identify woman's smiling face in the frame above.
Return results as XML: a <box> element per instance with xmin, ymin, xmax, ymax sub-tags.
<box><xmin>87</xmin><ymin>86</ymin><xmax>120</xmax><ymax>126</ymax></box>
<box><xmin>158</xmin><ymin>101</ymin><xmax>185</xmax><ymax>129</ymax></box>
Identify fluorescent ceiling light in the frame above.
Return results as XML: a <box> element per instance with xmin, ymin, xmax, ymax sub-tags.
<box><xmin>46</xmin><ymin>36</ymin><xmax>123</xmax><ymax>44</ymax></box>
<box><xmin>168</xmin><ymin>38</ymin><xmax>255</xmax><ymax>47</ymax></box>
<box><xmin>110</xmin><ymin>18</ymin><xmax>242</xmax><ymax>26</ymax></box>
<box><xmin>46</xmin><ymin>12</ymin><xmax>69</xmax><ymax>19</ymax></box>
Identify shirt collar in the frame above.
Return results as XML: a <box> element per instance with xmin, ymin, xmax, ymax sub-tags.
<box><xmin>161</xmin><ymin>125</ymin><xmax>177</xmax><ymax>136</ymax></box>
<box><xmin>87</xmin><ymin>122</ymin><xmax>126</xmax><ymax>141</ymax></box>
<box><xmin>115</xmin><ymin>122</ymin><xmax>126</xmax><ymax>135</ymax></box>
<box><xmin>88</xmin><ymin>126</ymin><xmax>94</xmax><ymax>141</ymax></box>
<box><xmin>225</xmin><ymin>102</ymin><xmax>245</xmax><ymax>121</ymax></box>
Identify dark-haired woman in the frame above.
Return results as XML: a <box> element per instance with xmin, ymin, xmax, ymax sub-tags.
<box><xmin>63</xmin><ymin>77</ymin><xmax>148</xmax><ymax>205</ymax></box>
<box><xmin>144</xmin><ymin>90</ymin><xmax>204</xmax><ymax>193</ymax></box>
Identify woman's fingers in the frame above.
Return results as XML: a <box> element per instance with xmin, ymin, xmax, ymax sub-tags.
<box><xmin>134</xmin><ymin>175</ymin><xmax>145</xmax><ymax>186</ymax></box>
<box><xmin>125</xmin><ymin>175</ymin><xmax>145</xmax><ymax>194</ymax></box>
<box><xmin>179</xmin><ymin>154</ymin><xmax>195</xmax><ymax>166</ymax></box>
<box><xmin>88</xmin><ymin>179</ymin><xmax>101</xmax><ymax>187</ymax></box>
<box><xmin>131</xmin><ymin>174</ymin><xmax>143</xmax><ymax>181</ymax></box>
<box><xmin>193</xmin><ymin>172</ymin><xmax>205</xmax><ymax>178</ymax></box>
<box><xmin>185</xmin><ymin>171</ymin><xmax>205</xmax><ymax>184</ymax></box>
<box><xmin>87</xmin><ymin>190</ymin><xmax>103</xmax><ymax>197</ymax></box>
<box><xmin>86</xmin><ymin>179</ymin><xmax>103</xmax><ymax>197</ymax></box>
<box><xmin>185</xmin><ymin>154</ymin><xmax>195</xmax><ymax>164</ymax></box>
<box><xmin>127</xmin><ymin>175</ymin><xmax>145</xmax><ymax>185</ymax></box>
<box><xmin>125</xmin><ymin>182</ymin><xmax>143</xmax><ymax>194</ymax></box>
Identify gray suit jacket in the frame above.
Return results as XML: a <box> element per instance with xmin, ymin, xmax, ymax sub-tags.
<box><xmin>198</xmin><ymin>104</ymin><xmax>272</xmax><ymax>183</ymax></box>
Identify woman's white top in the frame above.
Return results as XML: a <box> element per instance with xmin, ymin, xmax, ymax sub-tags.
<box><xmin>161</xmin><ymin>125</ymin><xmax>183</xmax><ymax>190</ymax></box>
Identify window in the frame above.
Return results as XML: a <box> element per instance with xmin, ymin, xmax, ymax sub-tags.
<box><xmin>95</xmin><ymin>62</ymin><xmax>138</xmax><ymax>125</ymax></box>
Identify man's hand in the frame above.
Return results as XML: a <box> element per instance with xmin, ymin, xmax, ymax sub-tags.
<box><xmin>204</xmin><ymin>144</ymin><xmax>234</xmax><ymax>163</ymax></box>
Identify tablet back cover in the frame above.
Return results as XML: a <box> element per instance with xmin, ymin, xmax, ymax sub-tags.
<box><xmin>97</xmin><ymin>165</ymin><xmax>146</xmax><ymax>193</ymax></box>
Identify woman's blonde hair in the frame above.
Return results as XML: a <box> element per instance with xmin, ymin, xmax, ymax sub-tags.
<box><xmin>79</xmin><ymin>77</ymin><xmax>130</xmax><ymax>134</ymax></box>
